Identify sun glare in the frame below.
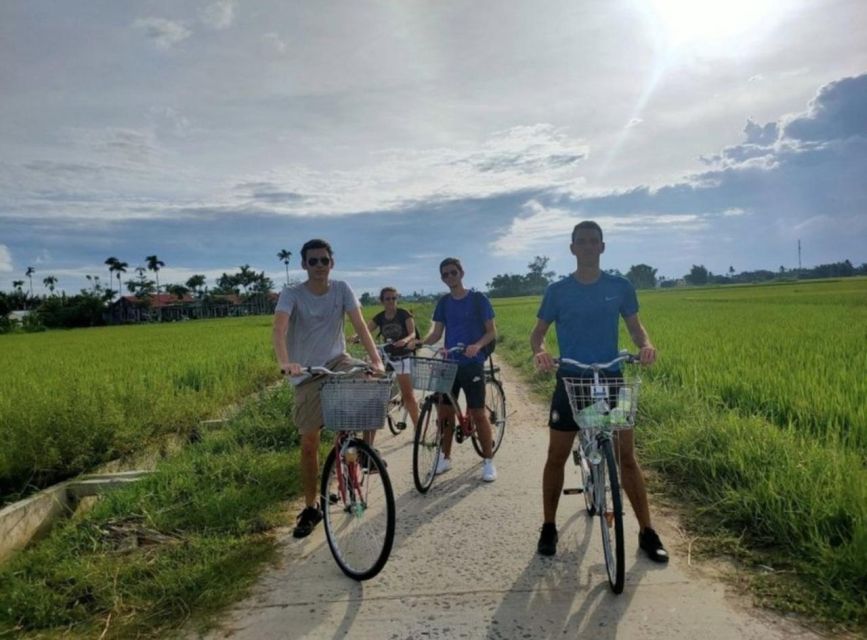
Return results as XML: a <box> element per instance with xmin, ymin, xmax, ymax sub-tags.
<box><xmin>645</xmin><ymin>0</ymin><xmax>784</xmax><ymax>48</ymax></box>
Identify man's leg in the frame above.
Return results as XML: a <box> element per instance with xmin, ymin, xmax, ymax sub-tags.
<box><xmin>300</xmin><ymin>429</ymin><xmax>321</xmax><ymax>507</ymax></box>
<box><xmin>543</xmin><ymin>429</ymin><xmax>577</xmax><ymax>523</ymax></box>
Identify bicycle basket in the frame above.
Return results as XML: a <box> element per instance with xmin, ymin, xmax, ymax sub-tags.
<box><xmin>562</xmin><ymin>377</ymin><xmax>641</xmax><ymax>430</ymax></box>
<box><xmin>410</xmin><ymin>357</ymin><xmax>459</xmax><ymax>393</ymax></box>
<box><xmin>320</xmin><ymin>375</ymin><xmax>393</xmax><ymax>432</ymax></box>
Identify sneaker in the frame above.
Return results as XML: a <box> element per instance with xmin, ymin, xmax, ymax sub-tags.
<box><xmin>292</xmin><ymin>506</ymin><xmax>322</xmax><ymax>539</ymax></box>
<box><xmin>434</xmin><ymin>454</ymin><xmax>452</xmax><ymax>475</ymax></box>
<box><xmin>481</xmin><ymin>458</ymin><xmax>497</xmax><ymax>482</ymax></box>
<box><xmin>638</xmin><ymin>527</ymin><xmax>669</xmax><ymax>563</ymax></box>
<box><xmin>537</xmin><ymin>522</ymin><xmax>558</xmax><ymax>556</ymax></box>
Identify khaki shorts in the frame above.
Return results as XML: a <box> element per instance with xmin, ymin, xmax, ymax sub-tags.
<box><xmin>292</xmin><ymin>355</ymin><xmax>365</xmax><ymax>434</ymax></box>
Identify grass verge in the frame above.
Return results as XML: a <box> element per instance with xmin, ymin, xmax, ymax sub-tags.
<box><xmin>495</xmin><ymin>339</ymin><xmax>867</xmax><ymax>633</ymax></box>
<box><xmin>0</xmin><ymin>383</ymin><xmax>322</xmax><ymax>639</ymax></box>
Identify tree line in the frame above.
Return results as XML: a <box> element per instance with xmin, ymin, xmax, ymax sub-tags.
<box><xmin>1</xmin><ymin>250</ymin><xmax>298</xmax><ymax>332</ymax></box>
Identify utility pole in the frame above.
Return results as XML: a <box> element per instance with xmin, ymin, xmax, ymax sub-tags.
<box><xmin>798</xmin><ymin>239</ymin><xmax>802</xmax><ymax>274</ymax></box>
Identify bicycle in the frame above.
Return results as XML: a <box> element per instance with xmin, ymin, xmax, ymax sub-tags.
<box><xmin>556</xmin><ymin>351</ymin><xmax>640</xmax><ymax>594</ymax></box>
<box><xmin>374</xmin><ymin>341</ymin><xmax>423</xmax><ymax>436</ymax></box>
<box><xmin>309</xmin><ymin>363</ymin><xmax>396</xmax><ymax>580</ymax></box>
<box><xmin>411</xmin><ymin>344</ymin><xmax>507</xmax><ymax>493</ymax></box>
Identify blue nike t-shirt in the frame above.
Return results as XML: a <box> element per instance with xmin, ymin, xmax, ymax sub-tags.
<box><xmin>537</xmin><ymin>273</ymin><xmax>638</xmax><ymax>373</ymax></box>
<box><xmin>433</xmin><ymin>290</ymin><xmax>495</xmax><ymax>365</ymax></box>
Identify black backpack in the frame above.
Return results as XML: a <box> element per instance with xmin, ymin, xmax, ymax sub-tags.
<box><xmin>435</xmin><ymin>291</ymin><xmax>496</xmax><ymax>356</ymax></box>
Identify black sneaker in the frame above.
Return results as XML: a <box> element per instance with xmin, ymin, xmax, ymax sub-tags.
<box><xmin>293</xmin><ymin>506</ymin><xmax>322</xmax><ymax>539</ymax></box>
<box><xmin>639</xmin><ymin>527</ymin><xmax>669</xmax><ymax>563</ymax></box>
<box><xmin>537</xmin><ymin>522</ymin><xmax>558</xmax><ymax>556</ymax></box>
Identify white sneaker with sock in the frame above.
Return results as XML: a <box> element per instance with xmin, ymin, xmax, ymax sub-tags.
<box><xmin>481</xmin><ymin>458</ymin><xmax>497</xmax><ymax>482</ymax></box>
<box><xmin>435</xmin><ymin>453</ymin><xmax>452</xmax><ymax>475</ymax></box>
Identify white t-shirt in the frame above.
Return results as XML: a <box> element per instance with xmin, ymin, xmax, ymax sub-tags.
<box><xmin>275</xmin><ymin>280</ymin><xmax>359</xmax><ymax>385</ymax></box>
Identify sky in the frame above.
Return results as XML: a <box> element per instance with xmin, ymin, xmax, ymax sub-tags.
<box><xmin>1</xmin><ymin>0</ymin><xmax>866</xmax><ymax>298</ymax></box>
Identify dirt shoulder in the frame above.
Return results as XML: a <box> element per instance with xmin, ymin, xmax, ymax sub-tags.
<box><xmin>196</xmin><ymin>357</ymin><xmax>828</xmax><ymax>640</ymax></box>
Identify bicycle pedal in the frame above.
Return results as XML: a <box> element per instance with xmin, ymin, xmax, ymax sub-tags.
<box><xmin>563</xmin><ymin>488</ymin><xmax>584</xmax><ymax>495</ymax></box>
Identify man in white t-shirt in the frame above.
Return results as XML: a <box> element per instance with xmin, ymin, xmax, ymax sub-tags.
<box><xmin>272</xmin><ymin>239</ymin><xmax>384</xmax><ymax>538</ymax></box>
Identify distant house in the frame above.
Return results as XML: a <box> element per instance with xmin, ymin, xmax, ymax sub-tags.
<box><xmin>107</xmin><ymin>292</ymin><xmax>279</xmax><ymax>324</ymax></box>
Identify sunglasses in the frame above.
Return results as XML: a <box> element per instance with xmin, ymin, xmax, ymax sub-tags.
<box><xmin>440</xmin><ymin>269</ymin><xmax>460</xmax><ymax>279</ymax></box>
<box><xmin>306</xmin><ymin>257</ymin><xmax>331</xmax><ymax>267</ymax></box>
<box><xmin>383</xmin><ymin>296</ymin><xmax>398</xmax><ymax>301</ymax></box>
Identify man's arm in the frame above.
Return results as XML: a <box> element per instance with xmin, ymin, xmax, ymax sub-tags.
<box><xmin>421</xmin><ymin>320</ymin><xmax>444</xmax><ymax>346</ymax></box>
<box><xmin>624</xmin><ymin>313</ymin><xmax>657</xmax><ymax>365</ymax></box>
<box><xmin>530</xmin><ymin>318</ymin><xmax>555</xmax><ymax>372</ymax></box>
<box><xmin>347</xmin><ymin>307</ymin><xmax>385</xmax><ymax>372</ymax></box>
<box><xmin>273</xmin><ymin>311</ymin><xmax>304</xmax><ymax>376</ymax></box>
<box><xmin>465</xmin><ymin>318</ymin><xmax>496</xmax><ymax>358</ymax></box>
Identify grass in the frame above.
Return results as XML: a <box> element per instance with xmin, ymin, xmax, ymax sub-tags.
<box><xmin>0</xmin><ymin>383</ymin><xmax>319</xmax><ymax>639</ymax></box>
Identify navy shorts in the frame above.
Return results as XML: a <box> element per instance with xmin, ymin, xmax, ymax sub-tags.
<box><xmin>549</xmin><ymin>370</ymin><xmax>622</xmax><ymax>432</ymax></box>
<box><xmin>439</xmin><ymin>361</ymin><xmax>486</xmax><ymax>410</ymax></box>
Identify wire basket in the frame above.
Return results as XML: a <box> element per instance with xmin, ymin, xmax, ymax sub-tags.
<box><xmin>320</xmin><ymin>375</ymin><xmax>394</xmax><ymax>432</ymax></box>
<box><xmin>411</xmin><ymin>357</ymin><xmax>459</xmax><ymax>393</ymax></box>
<box><xmin>562</xmin><ymin>377</ymin><xmax>641</xmax><ymax>431</ymax></box>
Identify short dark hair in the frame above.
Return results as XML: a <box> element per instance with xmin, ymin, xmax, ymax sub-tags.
<box><xmin>379</xmin><ymin>286</ymin><xmax>398</xmax><ymax>301</ymax></box>
<box><xmin>572</xmin><ymin>221</ymin><xmax>603</xmax><ymax>243</ymax></box>
<box><xmin>301</xmin><ymin>239</ymin><xmax>334</xmax><ymax>262</ymax></box>
<box><xmin>439</xmin><ymin>257</ymin><xmax>464</xmax><ymax>274</ymax></box>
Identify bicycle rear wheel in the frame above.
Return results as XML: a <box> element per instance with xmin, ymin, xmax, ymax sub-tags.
<box><xmin>413</xmin><ymin>397</ymin><xmax>442</xmax><ymax>493</ymax></box>
<box><xmin>597</xmin><ymin>438</ymin><xmax>625</xmax><ymax>593</ymax></box>
<box><xmin>320</xmin><ymin>440</ymin><xmax>395</xmax><ymax>581</ymax></box>
<box><xmin>471</xmin><ymin>378</ymin><xmax>506</xmax><ymax>458</ymax></box>
<box><xmin>576</xmin><ymin>438</ymin><xmax>596</xmax><ymax>516</ymax></box>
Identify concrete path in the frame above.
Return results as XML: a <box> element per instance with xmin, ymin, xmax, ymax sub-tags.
<box><xmin>199</xmin><ymin>358</ymin><xmax>824</xmax><ymax>640</ymax></box>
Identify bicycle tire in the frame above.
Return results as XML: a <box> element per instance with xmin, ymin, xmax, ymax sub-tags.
<box><xmin>576</xmin><ymin>440</ymin><xmax>596</xmax><ymax>516</ymax></box>
<box><xmin>386</xmin><ymin>381</ymin><xmax>403</xmax><ymax>435</ymax></box>
<box><xmin>598</xmin><ymin>438</ymin><xmax>625</xmax><ymax>593</ymax></box>
<box><xmin>413</xmin><ymin>398</ymin><xmax>442</xmax><ymax>493</ymax></box>
<box><xmin>471</xmin><ymin>378</ymin><xmax>506</xmax><ymax>458</ymax></box>
<box><xmin>320</xmin><ymin>440</ymin><xmax>395</xmax><ymax>581</ymax></box>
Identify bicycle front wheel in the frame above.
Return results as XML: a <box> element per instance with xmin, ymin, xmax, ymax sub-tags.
<box><xmin>320</xmin><ymin>440</ymin><xmax>395</xmax><ymax>581</ymax></box>
<box><xmin>386</xmin><ymin>381</ymin><xmax>403</xmax><ymax>435</ymax></box>
<box><xmin>413</xmin><ymin>398</ymin><xmax>442</xmax><ymax>493</ymax></box>
<box><xmin>597</xmin><ymin>438</ymin><xmax>625</xmax><ymax>593</ymax></box>
<box><xmin>471</xmin><ymin>377</ymin><xmax>506</xmax><ymax>457</ymax></box>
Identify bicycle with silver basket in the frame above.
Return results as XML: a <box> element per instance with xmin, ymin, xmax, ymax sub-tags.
<box><xmin>410</xmin><ymin>344</ymin><xmax>507</xmax><ymax>493</ymax></box>
<box><xmin>556</xmin><ymin>350</ymin><xmax>641</xmax><ymax>594</ymax></box>
<box><xmin>308</xmin><ymin>363</ymin><xmax>396</xmax><ymax>580</ymax></box>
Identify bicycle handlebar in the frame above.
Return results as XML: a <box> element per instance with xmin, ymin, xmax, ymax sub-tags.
<box><xmin>304</xmin><ymin>365</ymin><xmax>378</xmax><ymax>377</ymax></box>
<box><xmin>554</xmin><ymin>350</ymin><xmax>638</xmax><ymax>371</ymax></box>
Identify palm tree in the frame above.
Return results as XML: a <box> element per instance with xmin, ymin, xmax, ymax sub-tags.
<box><xmin>42</xmin><ymin>275</ymin><xmax>58</xmax><ymax>295</ymax></box>
<box><xmin>114</xmin><ymin>261</ymin><xmax>128</xmax><ymax>299</ymax></box>
<box><xmin>104</xmin><ymin>257</ymin><xmax>119</xmax><ymax>297</ymax></box>
<box><xmin>277</xmin><ymin>249</ymin><xmax>292</xmax><ymax>285</ymax></box>
<box><xmin>25</xmin><ymin>266</ymin><xmax>35</xmax><ymax>298</ymax></box>
<box><xmin>145</xmin><ymin>255</ymin><xmax>165</xmax><ymax>320</ymax></box>
<box><xmin>12</xmin><ymin>280</ymin><xmax>24</xmax><ymax>295</ymax></box>
<box><xmin>186</xmin><ymin>274</ymin><xmax>206</xmax><ymax>297</ymax></box>
<box><xmin>237</xmin><ymin>264</ymin><xmax>255</xmax><ymax>296</ymax></box>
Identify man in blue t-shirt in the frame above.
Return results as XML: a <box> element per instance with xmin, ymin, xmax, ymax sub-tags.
<box><xmin>529</xmin><ymin>221</ymin><xmax>669</xmax><ymax>563</ymax></box>
<box><xmin>420</xmin><ymin>257</ymin><xmax>498</xmax><ymax>482</ymax></box>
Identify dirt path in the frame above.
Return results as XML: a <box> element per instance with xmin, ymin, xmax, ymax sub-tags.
<box><xmin>198</xmin><ymin>358</ymin><xmax>824</xmax><ymax>640</ymax></box>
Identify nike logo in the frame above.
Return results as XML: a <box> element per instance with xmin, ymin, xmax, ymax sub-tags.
<box><xmin>605</xmin><ymin>296</ymin><xmax>618</xmax><ymax>301</ymax></box>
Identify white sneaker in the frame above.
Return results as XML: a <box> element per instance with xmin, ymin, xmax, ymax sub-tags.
<box><xmin>481</xmin><ymin>458</ymin><xmax>497</xmax><ymax>482</ymax></box>
<box><xmin>435</xmin><ymin>454</ymin><xmax>452</xmax><ymax>475</ymax></box>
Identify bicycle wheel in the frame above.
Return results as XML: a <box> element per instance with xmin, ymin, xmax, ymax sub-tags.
<box><xmin>576</xmin><ymin>438</ymin><xmax>596</xmax><ymax>516</ymax></box>
<box><xmin>413</xmin><ymin>398</ymin><xmax>442</xmax><ymax>493</ymax></box>
<box><xmin>385</xmin><ymin>380</ymin><xmax>403</xmax><ymax>435</ymax></box>
<box><xmin>597</xmin><ymin>438</ymin><xmax>625</xmax><ymax>593</ymax></box>
<box><xmin>472</xmin><ymin>377</ymin><xmax>506</xmax><ymax>457</ymax></box>
<box><xmin>320</xmin><ymin>440</ymin><xmax>395</xmax><ymax>580</ymax></box>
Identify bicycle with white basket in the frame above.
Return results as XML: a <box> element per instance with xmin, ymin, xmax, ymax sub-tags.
<box><xmin>556</xmin><ymin>350</ymin><xmax>641</xmax><ymax>594</ymax></box>
<box><xmin>308</xmin><ymin>363</ymin><xmax>396</xmax><ymax>580</ymax></box>
<box><xmin>410</xmin><ymin>344</ymin><xmax>507</xmax><ymax>493</ymax></box>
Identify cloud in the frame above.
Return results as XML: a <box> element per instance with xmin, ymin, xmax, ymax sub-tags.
<box><xmin>782</xmin><ymin>74</ymin><xmax>867</xmax><ymax>142</ymax></box>
<box><xmin>262</xmin><ymin>33</ymin><xmax>287</xmax><ymax>54</ymax></box>
<box><xmin>134</xmin><ymin>17</ymin><xmax>191</xmax><ymax>49</ymax></box>
<box><xmin>200</xmin><ymin>1</ymin><xmax>236</xmax><ymax>30</ymax></box>
<box><xmin>0</xmin><ymin>245</ymin><xmax>12</xmax><ymax>273</ymax></box>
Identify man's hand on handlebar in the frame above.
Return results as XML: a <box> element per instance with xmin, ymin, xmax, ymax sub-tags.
<box><xmin>533</xmin><ymin>351</ymin><xmax>556</xmax><ymax>373</ymax></box>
